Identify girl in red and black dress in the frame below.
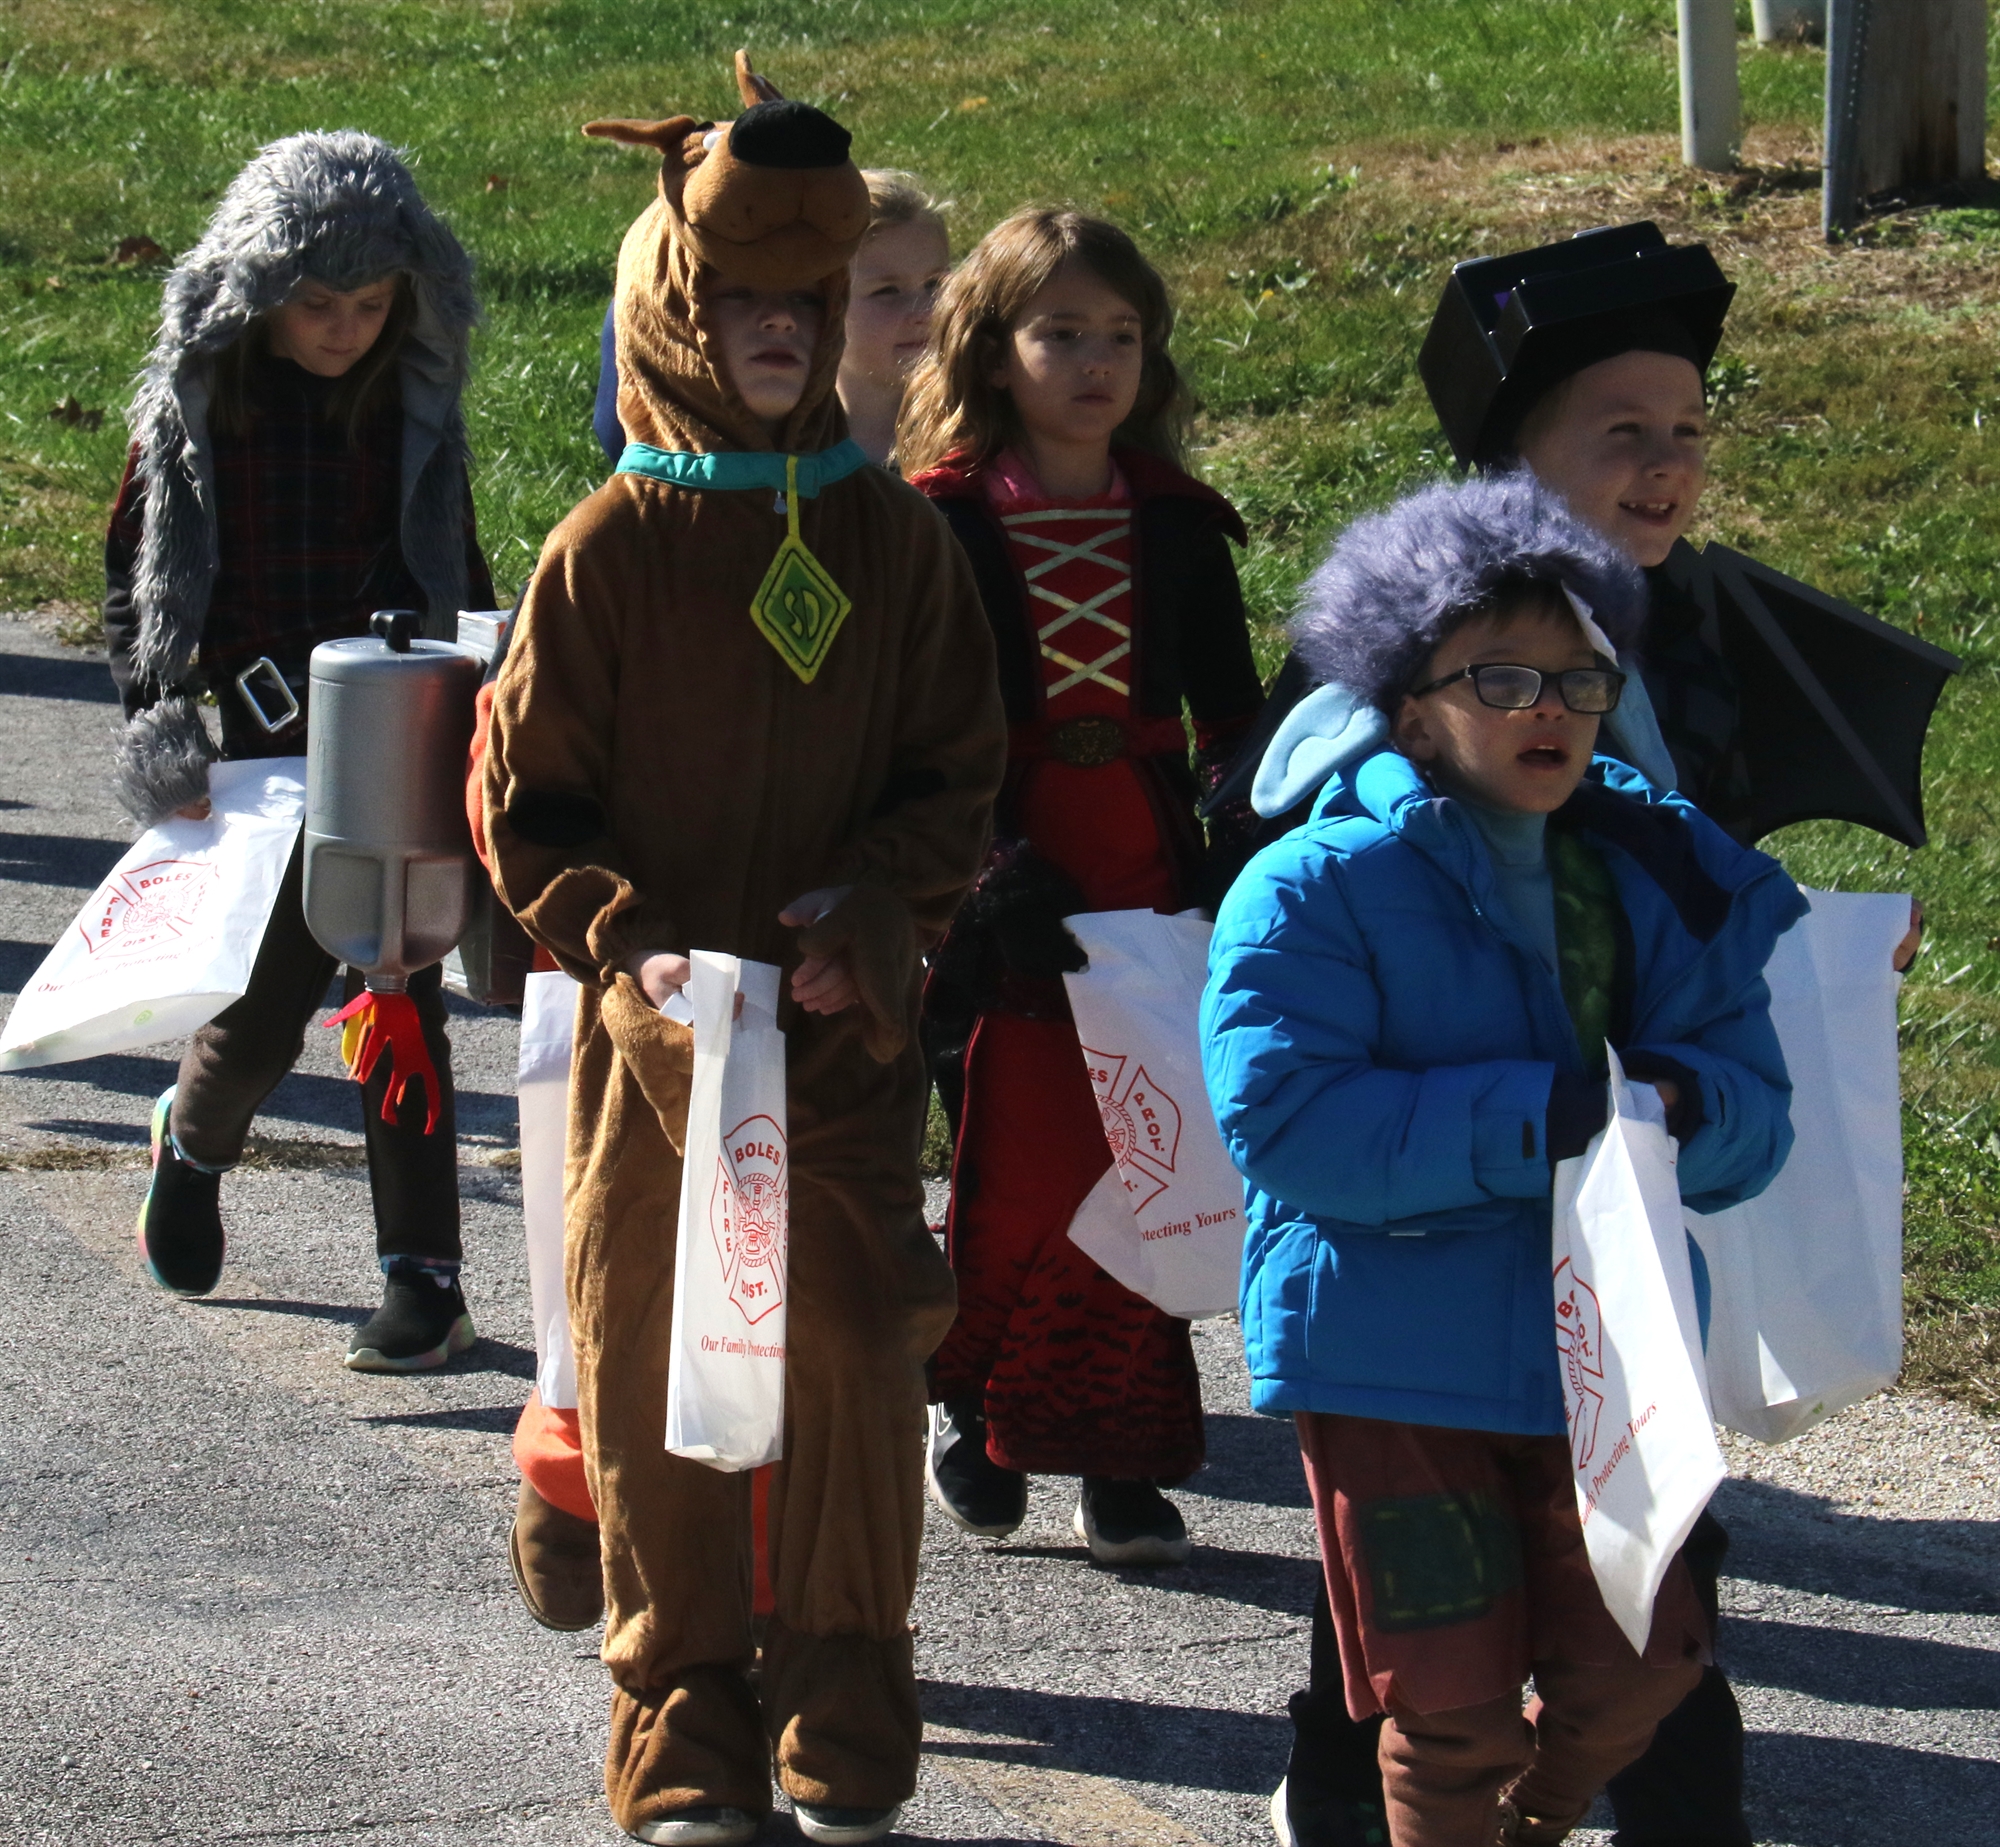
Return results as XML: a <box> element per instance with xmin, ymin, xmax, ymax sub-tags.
<box><xmin>901</xmin><ymin>209</ymin><xmax>1262</xmax><ymax>1564</ymax></box>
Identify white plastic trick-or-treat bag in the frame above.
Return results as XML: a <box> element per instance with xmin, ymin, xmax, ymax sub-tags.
<box><xmin>0</xmin><ymin>759</ymin><xmax>306</xmax><ymax>1071</ymax></box>
<box><xmin>518</xmin><ymin>967</ymin><xmax>581</xmax><ymax>1411</ymax></box>
<box><xmin>1060</xmin><ymin>909</ymin><xmax>1245</xmax><ymax>1320</ymax></box>
<box><xmin>1552</xmin><ymin>1048</ymin><xmax>1726</xmax><ymax>1655</ymax></box>
<box><xmin>1693</xmin><ymin>888</ymin><xmax>1910</xmax><ymax>1445</ymax></box>
<box><xmin>664</xmin><ymin>953</ymin><xmax>789</xmax><ymax>1470</ymax></box>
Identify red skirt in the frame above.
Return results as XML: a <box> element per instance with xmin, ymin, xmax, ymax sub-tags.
<box><xmin>930</xmin><ymin>1008</ymin><xmax>1204</xmax><ymax>1480</ymax></box>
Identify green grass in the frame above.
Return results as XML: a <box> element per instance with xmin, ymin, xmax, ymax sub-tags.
<box><xmin>5</xmin><ymin>0</ymin><xmax>2000</xmax><ymax>1406</ymax></box>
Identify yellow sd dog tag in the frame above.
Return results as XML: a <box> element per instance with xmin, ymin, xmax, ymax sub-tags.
<box><xmin>750</xmin><ymin>454</ymin><xmax>852</xmax><ymax>683</ymax></box>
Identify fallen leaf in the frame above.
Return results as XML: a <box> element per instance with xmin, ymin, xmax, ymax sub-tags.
<box><xmin>112</xmin><ymin>234</ymin><xmax>165</xmax><ymax>265</ymax></box>
<box><xmin>43</xmin><ymin>275</ymin><xmax>65</xmax><ymax>291</ymax></box>
<box><xmin>956</xmin><ymin>95</ymin><xmax>989</xmax><ymax>112</ymax></box>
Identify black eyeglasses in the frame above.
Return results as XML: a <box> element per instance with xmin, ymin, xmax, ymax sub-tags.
<box><xmin>1409</xmin><ymin>662</ymin><xmax>1626</xmax><ymax>714</ymax></box>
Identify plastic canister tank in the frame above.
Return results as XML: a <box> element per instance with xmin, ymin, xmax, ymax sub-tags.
<box><xmin>304</xmin><ymin>610</ymin><xmax>481</xmax><ymax>988</ymax></box>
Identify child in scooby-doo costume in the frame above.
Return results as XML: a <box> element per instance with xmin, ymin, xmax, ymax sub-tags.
<box><xmin>507</xmin><ymin>149</ymin><xmax>951</xmax><ymax>1643</ymax></box>
<box><xmin>481</xmin><ymin>56</ymin><xmax>1007</xmax><ymax>1847</ymax></box>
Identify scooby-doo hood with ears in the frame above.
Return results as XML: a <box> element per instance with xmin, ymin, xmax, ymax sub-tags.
<box><xmin>584</xmin><ymin>53</ymin><xmax>870</xmax><ymax>455</ymax></box>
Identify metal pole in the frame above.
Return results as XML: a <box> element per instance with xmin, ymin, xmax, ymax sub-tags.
<box><xmin>1679</xmin><ymin>0</ymin><xmax>1743</xmax><ymax>170</ymax></box>
<box><xmin>1823</xmin><ymin>0</ymin><xmax>1873</xmax><ymax>239</ymax></box>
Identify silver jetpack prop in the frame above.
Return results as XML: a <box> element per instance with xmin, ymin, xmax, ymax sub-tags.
<box><xmin>303</xmin><ymin>609</ymin><xmax>481</xmax><ymax>1132</ymax></box>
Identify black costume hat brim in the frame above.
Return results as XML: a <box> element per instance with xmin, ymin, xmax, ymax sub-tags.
<box><xmin>1420</xmin><ymin>221</ymin><xmax>1736</xmax><ymax>468</ymax></box>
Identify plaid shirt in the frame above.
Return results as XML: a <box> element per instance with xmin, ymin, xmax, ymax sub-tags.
<box><xmin>105</xmin><ymin>352</ymin><xmax>493</xmax><ymax>755</ymax></box>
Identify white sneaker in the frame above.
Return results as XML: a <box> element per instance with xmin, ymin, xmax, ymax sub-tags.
<box><xmin>793</xmin><ymin>1801</ymin><xmax>903</xmax><ymax>1842</ymax></box>
<box><xmin>1270</xmin><ymin>1779</ymin><xmax>1298</xmax><ymax>1847</ymax></box>
<box><xmin>632</xmin><ymin>1807</ymin><xmax>759</xmax><ymax>1845</ymax></box>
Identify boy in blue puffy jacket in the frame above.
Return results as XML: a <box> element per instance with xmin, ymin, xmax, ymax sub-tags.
<box><xmin>1200</xmin><ymin>474</ymin><xmax>1806</xmax><ymax>1847</ymax></box>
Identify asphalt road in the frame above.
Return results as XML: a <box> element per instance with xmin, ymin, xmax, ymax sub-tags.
<box><xmin>2</xmin><ymin>611</ymin><xmax>1995</xmax><ymax>1847</ymax></box>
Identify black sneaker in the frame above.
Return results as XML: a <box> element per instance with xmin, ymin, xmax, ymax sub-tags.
<box><xmin>925</xmin><ymin>1395</ymin><xmax>1027</xmax><ymax>1538</ymax></box>
<box><xmin>794</xmin><ymin>1802</ymin><xmax>902</xmax><ymax>1843</ymax></box>
<box><xmin>136</xmin><ymin>1087</ymin><xmax>226</xmax><ymax>1296</ymax></box>
<box><xmin>344</xmin><ymin>1261</ymin><xmax>476</xmax><ymax>1372</ymax></box>
<box><xmin>1074</xmin><ymin>1475</ymin><xmax>1190</xmax><ymax>1567</ymax></box>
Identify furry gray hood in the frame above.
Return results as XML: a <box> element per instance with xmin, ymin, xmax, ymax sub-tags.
<box><xmin>127</xmin><ymin>129</ymin><xmax>478</xmax><ymax>694</ymax></box>
<box><xmin>1255</xmin><ymin>472</ymin><xmax>1669</xmax><ymax>817</ymax></box>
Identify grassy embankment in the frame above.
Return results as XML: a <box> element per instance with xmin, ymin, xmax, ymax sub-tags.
<box><xmin>2</xmin><ymin>0</ymin><xmax>1997</xmax><ymax>1405</ymax></box>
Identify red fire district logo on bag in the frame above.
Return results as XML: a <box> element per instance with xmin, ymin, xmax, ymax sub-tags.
<box><xmin>1081</xmin><ymin>1047</ymin><xmax>1182</xmax><ymax>1212</ymax></box>
<box><xmin>1554</xmin><ymin>1257</ymin><xmax>1606</xmax><ymax>1473</ymax></box>
<box><xmin>709</xmin><ymin>1113</ymin><xmax>787</xmax><ymax>1326</ymax></box>
<box><xmin>74</xmin><ymin>860</ymin><xmax>220</xmax><ymax>966</ymax></box>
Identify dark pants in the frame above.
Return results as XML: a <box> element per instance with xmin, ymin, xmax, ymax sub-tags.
<box><xmin>1286</xmin><ymin>1513</ymin><xmax>1749</xmax><ymax>1847</ymax></box>
<box><xmin>168</xmin><ymin>833</ymin><xmax>462</xmax><ymax>1265</ymax></box>
<box><xmin>1602</xmin><ymin>1512</ymin><xmax>1750</xmax><ymax>1846</ymax></box>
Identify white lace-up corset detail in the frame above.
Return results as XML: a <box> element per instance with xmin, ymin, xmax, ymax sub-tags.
<box><xmin>1000</xmin><ymin>505</ymin><xmax>1136</xmax><ymax>700</ymax></box>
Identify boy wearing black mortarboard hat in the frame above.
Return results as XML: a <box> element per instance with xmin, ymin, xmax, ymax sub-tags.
<box><xmin>1422</xmin><ymin>223</ymin><xmax>1748</xmax><ymax>829</ymax></box>
<box><xmin>1262</xmin><ymin>220</ymin><xmax>1921</xmax><ymax>1847</ymax></box>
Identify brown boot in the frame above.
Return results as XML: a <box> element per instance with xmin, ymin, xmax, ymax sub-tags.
<box><xmin>1495</xmin><ymin>1793</ymin><xmax>1586</xmax><ymax>1845</ymax></box>
<box><xmin>509</xmin><ymin>1478</ymin><xmax>604</xmax><ymax>1631</ymax></box>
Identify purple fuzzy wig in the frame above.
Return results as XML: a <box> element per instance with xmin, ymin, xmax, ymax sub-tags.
<box><xmin>1289</xmin><ymin>471</ymin><xmax>1646</xmax><ymax>712</ymax></box>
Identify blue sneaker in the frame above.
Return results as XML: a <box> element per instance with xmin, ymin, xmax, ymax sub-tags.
<box><xmin>136</xmin><ymin>1087</ymin><xmax>226</xmax><ymax>1296</ymax></box>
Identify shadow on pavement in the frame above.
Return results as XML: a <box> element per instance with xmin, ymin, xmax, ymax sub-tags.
<box><xmin>355</xmin><ymin>1404</ymin><xmax>525</xmax><ymax>1434</ymax></box>
<box><xmin>11</xmin><ymin>1050</ymin><xmax>514</xmax><ymax>1142</ymax></box>
<box><xmin>0</xmin><ymin>935</ymin><xmax>59</xmax><ymax>990</ymax></box>
<box><xmin>442</xmin><ymin>1336</ymin><xmax>537</xmax><ymax>1380</ymax></box>
<box><xmin>921</xmin><ymin>1678</ymin><xmax>1288</xmax><ymax>1794</ymax></box>
<box><xmin>0</xmin><ymin>649</ymin><xmax>118</xmax><ymax>704</ymax></box>
<box><xmin>198</xmin><ymin>1295</ymin><xmax>367</xmax><ymax>1325</ymax></box>
<box><xmin>1191</xmin><ymin>1411</ymin><xmax>1312</xmax><ymax>1507</ymax></box>
<box><xmin>15</xmin><ymin>1050</ymin><xmax>191</xmax><ymax>1109</ymax></box>
<box><xmin>0</xmin><ymin>829</ymin><xmax>123</xmax><ymax>889</ymax></box>
<box><xmin>1746</xmin><ymin>1731</ymin><xmax>2000</xmax><ymax>1842</ymax></box>
<box><xmin>196</xmin><ymin>1299</ymin><xmax>534</xmax><ymax>1373</ymax></box>
<box><xmin>891</xmin><ymin>1836</ymin><xmax>1043</xmax><ymax>1847</ymax></box>
<box><xmin>984</xmin><ymin>1537</ymin><xmax>1320</xmax><ymax>1618</ymax></box>
<box><xmin>1717</xmin><ymin>1477</ymin><xmax>2000</xmax><ymax>1617</ymax></box>
<box><xmin>1731</xmin><ymin>1616</ymin><xmax>2000</xmax><ymax>1710</ymax></box>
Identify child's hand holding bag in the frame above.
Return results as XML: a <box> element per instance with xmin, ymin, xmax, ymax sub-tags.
<box><xmin>785</xmin><ymin>882</ymin><xmax>917</xmax><ymax>1060</ymax></box>
<box><xmin>1551</xmin><ymin>1046</ymin><xmax>1726</xmax><ymax>1653</ymax></box>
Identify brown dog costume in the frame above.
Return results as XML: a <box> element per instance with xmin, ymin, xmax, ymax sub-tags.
<box><xmin>483</xmin><ymin>58</ymin><xmax>1006</xmax><ymax>1833</ymax></box>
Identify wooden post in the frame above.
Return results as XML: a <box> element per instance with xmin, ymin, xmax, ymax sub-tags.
<box><xmin>1825</xmin><ymin>0</ymin><xmax>1987</xmax><ymax>238</ymax></box>
<box><xmin>1679</xmin><ymin>0</ymin><xmax>1742</xmax><ymax>171</ymax></box>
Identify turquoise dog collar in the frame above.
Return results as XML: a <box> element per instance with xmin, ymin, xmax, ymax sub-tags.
<box><xmin>615</xmin><ymin>439</ymin><xmax>870</xmax><ymax>498</ymax></box>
